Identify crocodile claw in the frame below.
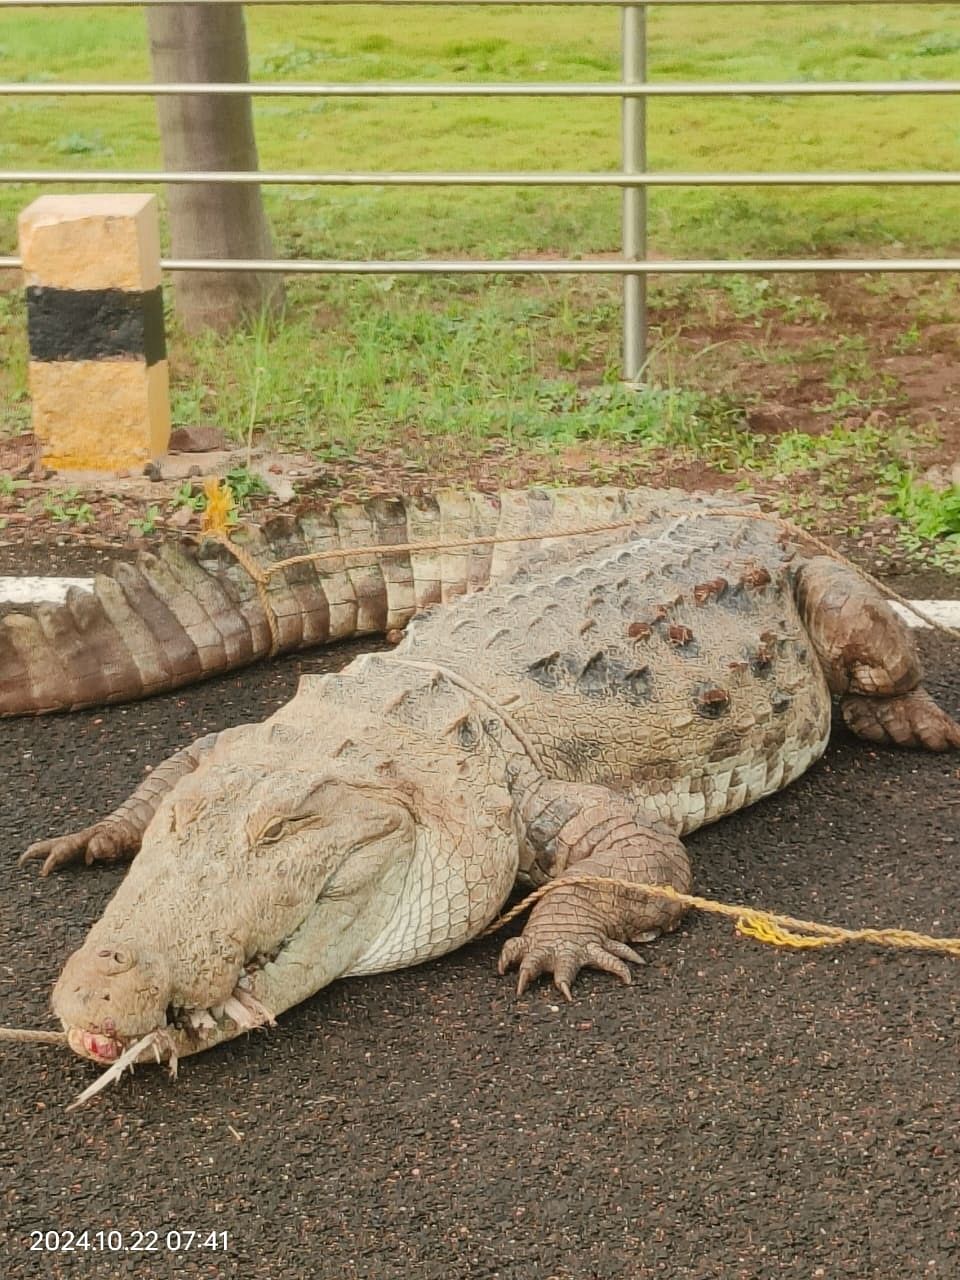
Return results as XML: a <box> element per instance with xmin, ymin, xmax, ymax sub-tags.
<box><xmin>498</xmin><ymin>934</ymin><xmax>647</xmax><ymax>1000</ymax></box>
<box><xmin>20</xmin><ymin>820</ymin><xmax>141</xmax><ymax>877</ymax></box>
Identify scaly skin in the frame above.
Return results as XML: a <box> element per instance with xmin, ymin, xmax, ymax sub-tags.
<box><xmin>18</xmin><ymin>498</ymin><xmax>960</xmax><ymax>1071</ymax></box>
<box><xmin>1</xmin><ymin>485</ymin><xmax>732</xmax><ymax>717</ymax></box>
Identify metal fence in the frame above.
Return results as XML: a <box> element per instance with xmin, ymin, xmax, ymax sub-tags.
<box><xmin>1</xmin><ymin>0</ymin><xmax>959</xmax><ymax>381</ymax></box>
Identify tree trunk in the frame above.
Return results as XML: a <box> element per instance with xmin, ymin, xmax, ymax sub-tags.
<box><xmin>146</xmin><ymin>4</ymin><xmax>284</xmax><ymax>332</ymax></box>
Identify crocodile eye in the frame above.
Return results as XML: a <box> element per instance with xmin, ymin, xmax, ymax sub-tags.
<box><xmin>259</xmin><ymin>818</ymin><xmax>287</xmax><ymax>843</ymax></box>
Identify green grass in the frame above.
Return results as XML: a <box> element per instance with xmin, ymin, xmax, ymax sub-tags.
<box><xmin>1</xmin><ymin>4</ymin><xmax>959</xmax><ymax>566</ymax></box>
<box><xmin>2</xmin><ymin>4</ymin><xmax>960</xmax><ymax>258</ymax></box>
<box><xmin>162</xmin><ymin>272</ymin><xmax>940</xmax><ymax>494</ymax></box>
<box><xmin>888</xmin><ymin>466</ymin><xmax>960</xmax><ymax>538</ymax></box>
<box><xmin>883</xmin><ymin>465</ymin><xmax>960</xmax><ymax>571</ymax></box>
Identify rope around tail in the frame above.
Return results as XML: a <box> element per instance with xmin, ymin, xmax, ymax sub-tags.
<box><xmin>202</xmin><ymin>479</ymin><xmax>282</xmax><ymax>655</ymax></box>
<box><xmin>481</xmin><ymin>875</ymin><xmax>960</xmax><ymax>958</ymax></box>
<box><xmin>200</xmin><ymin>486</ymin><xmax>960</xmax><ymax>647</ymax></box>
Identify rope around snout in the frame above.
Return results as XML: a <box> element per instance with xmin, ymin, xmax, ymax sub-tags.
<box><xmin>198</xmin><ymin>482</ymin><xmax>960</xmax><ymax>654</ymax></box>
<box><xmin>481</xmin><ymin>875</ymin><xmax>960</xmax><ymax>958</ymax></box>
<box><xmin>0</xmin><ymin>1027</ymin><xmax>68</xmax><ymax>1045</ymax></box>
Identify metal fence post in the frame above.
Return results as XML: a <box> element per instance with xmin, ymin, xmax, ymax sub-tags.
<box><xmin>621</xmin><ymin>2</ymin><xmax>647</xmax><ymax>385</ymax></box>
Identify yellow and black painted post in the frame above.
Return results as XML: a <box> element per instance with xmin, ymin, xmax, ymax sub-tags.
<box><xmin>18</xmin><ymin>193</ymin><xmax>171</xmax><ymax>472</ymax></box>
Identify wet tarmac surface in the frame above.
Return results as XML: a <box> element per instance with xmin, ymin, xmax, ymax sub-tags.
<box><xmin>1</xmin><ymin>561</ymin><xmax>959</xmax><ymax>1278</ymax></box>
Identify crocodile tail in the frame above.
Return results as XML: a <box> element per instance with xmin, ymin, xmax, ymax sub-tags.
<box><xmin>0</xmin><ymin>485</ymin><xmax>696</xmax><ymax>717</ymax></box>
<box><xmin>1</xmin><ymin>490</ymin><xmax>504</xmax><ymax>716</ymax></box>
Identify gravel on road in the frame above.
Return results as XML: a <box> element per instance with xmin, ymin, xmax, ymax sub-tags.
<box><xmin>1</xmin><ymin>554</ymin><xmax>959</xmax><ymax>1279</ymax></box>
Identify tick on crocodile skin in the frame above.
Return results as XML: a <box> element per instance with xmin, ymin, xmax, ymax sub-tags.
<box><xmin>693</xmin><ymin>684</ymin><xmax>731</xmax><ymax>718</ymax></box>
<box><xmin>740</xmin><ymin>565</ymin><xmax>772</xmax><ymax>590</ymax></box>
<box><xmin>694</xmin><ymin>578</ymin><xmax>728</xmax><ymax>605</ymax></box>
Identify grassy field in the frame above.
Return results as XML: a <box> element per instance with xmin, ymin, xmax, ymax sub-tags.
<box><xmin>0</xmin><ymin>3</ymin><xmax>959</xmax><ymax>558</ymax></box>
<box><xmin>2</xmin><ymin>4</ymin><xmax>960</xmax><ymax>256</ymax></box>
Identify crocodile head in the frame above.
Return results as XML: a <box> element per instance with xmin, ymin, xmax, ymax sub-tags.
<box><xmin>53</xmin><ymin>761</ymin><xmax>419</xmax><ymax>1066</ymax></box>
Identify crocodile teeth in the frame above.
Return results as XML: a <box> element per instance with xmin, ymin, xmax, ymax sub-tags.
<box><xmin>233</xmin><ymin>988</ymin><xmax>277</xmax><ymax>1027</ymax></box>
<box><xmin>221</xmin><ymin>997</ymin><xmax>257</xmax><ymax>1030</ymax></box>
<box><xmin>66</xmin><ymin>1030</ymin><xmax>161</xmax><ymax>1112</ymax></box>
<box><xmin>222</xmin><ymin>989</ymin><xmax>276</xmax><ymax>1031</ymax></box>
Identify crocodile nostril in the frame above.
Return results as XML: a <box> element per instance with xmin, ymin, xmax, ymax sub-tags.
<box><xmin>93</xmin><ymin>947</ymin><xmax>136</xmax><ymax>975</ymax></box>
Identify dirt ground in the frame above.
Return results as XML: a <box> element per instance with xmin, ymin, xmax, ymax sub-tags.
<box><xmin>1</xmin><ymin>540</ymin><xmax>959</xmax><ymax>1277</ymax></box>
<box><xmin>2</xmin><ymin>275</ymin><xmax>958</xmax><ymax>556</ymax></box>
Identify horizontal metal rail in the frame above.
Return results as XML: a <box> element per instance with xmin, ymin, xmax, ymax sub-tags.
<box><xmin>3</xmin><ymin>169</ymin><xmax>960</xmax><ymax>186</ymax></box>
<box><xmin>0</xmin><ymin>0</ymin><xmax>954</xmax><ymax>6</ymax></box>
<box><xmin>2</xmin><ymin>80</ymin><xmax>958</xmax><ymax>96</ymax></box>
<box><xmin>3</xmin><ymin>0</ymin><xmax>958</xmax><ymax>375</ymax></box>
<box><xmin>4</xmin><ymin>256</ymin><xmax>960</xmax><ymax>274</ymax></box>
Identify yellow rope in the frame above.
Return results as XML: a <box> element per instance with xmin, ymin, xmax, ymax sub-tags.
<box><xmin>481</xmin><ymin>875</ymin><xmax>960</xmax><ymax>958</ymax></box>
<box><xmin>3</xmin><ymin>871</ymin><xmax>955</xmax><ymax>1056</ymax></box>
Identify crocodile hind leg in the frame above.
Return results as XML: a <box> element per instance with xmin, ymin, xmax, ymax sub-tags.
<box><xmin>20</xmin><ymin>728</ymin><xmax>239</xmax><ymax>876</ymax></box>
<box><xmin>499</xmin><ymin>779</ymin><xmax>692</xmax><ymax>1000</ymax></box>
<box><xmin>795</xmin><ymin>556</ymin><xmax>960</xmax><ymax>751</ymax></box>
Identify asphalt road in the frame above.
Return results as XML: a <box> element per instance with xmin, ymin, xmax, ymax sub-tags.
<box><xmin>1</xmin><ymin>562</ymin><xmax>959</xmax><ymax>1279</ymax></box>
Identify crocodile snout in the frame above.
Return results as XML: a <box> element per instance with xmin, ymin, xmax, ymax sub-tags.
<box><xmin>53</xmin><ymin>937</ymin><xmax>172</xmax><ymax>1053</ymax></box>
<box><xmin>67</xmin><ymin>1027</ymin><xmax>125</xmax><ymax>1063</ymax></box>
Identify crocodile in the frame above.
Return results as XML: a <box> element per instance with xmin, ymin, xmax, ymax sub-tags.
<box><xmin>15</xmin><ymin>486</ymin><xmax>960</xmax><ymax>1075</ymax></box>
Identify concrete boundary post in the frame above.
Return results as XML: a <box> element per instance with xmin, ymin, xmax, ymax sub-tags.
<box><xmin>18</xmin><ymin>193</ymin><xmax>171</xmax><ymax>472</ymax></box>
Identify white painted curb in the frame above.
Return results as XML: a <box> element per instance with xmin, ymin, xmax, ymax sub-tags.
<box><xmin>890</xmin><ymin>600</ymin><xmax>960</xmax><ymax>630</ymax></box>
<box><xmin>0</xmin><ymin>577</ymin><xmax>957</xmax><ymax>628</ymax></box>
<box><xmin>0</xmin><ymin>577</ymin><xmax>95</xmax><ymax>605</ymax></box>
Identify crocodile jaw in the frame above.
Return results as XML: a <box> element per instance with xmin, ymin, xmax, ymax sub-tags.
<box><xmin>53</xmin><ymin>769</ymin><xmax>423</xmax><ymax>1064</ymax></box>
<box><xmin>67</xmin><ymin>1027</ymin><xmax>129</xmax><ymax>1063</ymax></box>
<box><xmin>60</xmin><ymin>961</ymin><xmax>279</xmax><ymax>1066</ymax></box>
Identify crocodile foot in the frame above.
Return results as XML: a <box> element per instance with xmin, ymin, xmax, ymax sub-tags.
<box><xmin>841</xmin><ymin>688</ymin><xmax>960</xmax><ymax>751</ymax></box>
<box><xmin>19</xmin><ymin>818</ymin><xmax>142</xmax><ymax>877</ymax></box>
<box><xmin>503</xmin><ymin>778</ymin><xmax>693</xmax><ymax>999</ymax></box>
<box><xmin>499</xmin><ymin>926</ymin><xmax>654</xmax><ymax>1002</ymax></box>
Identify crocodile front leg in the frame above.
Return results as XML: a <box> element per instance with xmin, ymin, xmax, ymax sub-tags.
<box><xmin>500</xmin><ymin>779</ymin><xmax>692</xmax><ymax>999</ymax></box>
<box><xmin>795</xmin><ymin>556</ymin><xmax>960</xmax><ymax>751</ymax></box>
<box><xmin>20</xmin><ymin>728</ymin><xmax>242</xmax><ymax>876</ymax></box>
